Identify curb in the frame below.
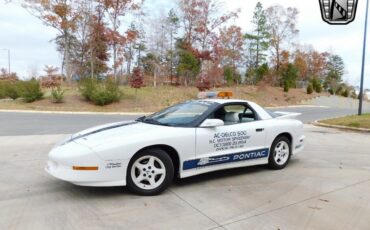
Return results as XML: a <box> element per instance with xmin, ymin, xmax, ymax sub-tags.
<box><xmin>0</xmin><ymin>109</ymin><xmax>149</xmax><ymax>116</ymax></box>
<box><xmin>0</xmin><ymin>104</ymin><xmax>329</xmax><ymax>116</ymax></box>
<box><xmin>265</xmin><ymin>105</ymin><xmax>329</xmax><ymax>109</ymax></box>
<box><xmin>313</xmin><ymin>120</ymin><xmax>370</xmax><ymax>133</ymax></box>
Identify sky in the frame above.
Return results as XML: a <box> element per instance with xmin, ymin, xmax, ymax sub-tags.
<box><xmin>0</xmin><ymin>0</ymin><xmax>369</xmax><ymax>89</ymax></box>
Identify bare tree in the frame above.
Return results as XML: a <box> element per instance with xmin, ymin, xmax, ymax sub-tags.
<box><xmin>266</xmin><ymin>5</ymin><xmax>299</xmax><ymax>72</ymax></box>
<box><xmin>23</xmin><ymin>0</ymin><xmax>81</xmax><ymax>82</ymax></box>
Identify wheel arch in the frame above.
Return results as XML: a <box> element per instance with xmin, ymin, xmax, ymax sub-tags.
<box><xmin>273</xmin><ymin>132</ymin><xmax>293</xmax><ymax>147</ymax></box>
<box><xmin>134</xmin><ymin>144</ymin><xmax>180</xmax><ymax>177</ymax></box>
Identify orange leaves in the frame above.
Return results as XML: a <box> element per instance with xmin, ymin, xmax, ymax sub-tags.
<box><xmin>126</xmin><ymin>29</ymin><xmax>137</xmax><ymax>42</ymax></box>
<box><xmin>218</xmin><ymin>25</ymin><xmax>244</xmax><ymax>64</ymax></box>
<box><xmin>53</xmin><ymin>3</ymin><xmax>69</xmax><ymax>17</ymax></box>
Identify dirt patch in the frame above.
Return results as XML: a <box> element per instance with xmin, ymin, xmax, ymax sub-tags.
<box><xmin>0</xmin><ymin>85</ymin><xmax>327</xmax><ymax>112</ymax></box>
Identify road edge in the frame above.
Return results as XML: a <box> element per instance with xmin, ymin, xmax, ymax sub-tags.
<box><xmin>0</xmin><ymin>104</ymin><xmax>328</xmax><ymax>115</ymax></box>
<box><xmin>0</xmin><ymin>109</ymin><xmax>149</xmax><ymax>116</ymax></box>
<box><xmin>313</xmin><ymin>120</ymin><xmax>370</xmax><ymax>133</ymax></box>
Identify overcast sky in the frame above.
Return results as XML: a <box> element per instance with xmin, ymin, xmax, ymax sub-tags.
<box><xmin>0</xmin><ymin>0</ymin><xmax>369</xmax><ymax>88</ymax></box>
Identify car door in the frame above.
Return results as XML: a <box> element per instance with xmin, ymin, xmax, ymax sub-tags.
<box><xmin>185</xmin><ymin>103</ymin><xmax>268</xmax><ymax>171</ymax></box>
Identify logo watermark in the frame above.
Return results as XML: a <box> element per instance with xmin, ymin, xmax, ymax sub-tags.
<box><xmin>319</xmin><ymin>0</ymin><xmax>359</xmax><ymax>24</ymax></box>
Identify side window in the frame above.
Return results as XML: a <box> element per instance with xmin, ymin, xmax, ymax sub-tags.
<box><xmin>241</xmin><ymin>107</ymin><xmax>257</xmax><ymax>123</ymax></box>
<box><xmin>211</xmin><ymin>104</ymin><xmax>257</xmax><ymax>125</ymax></box>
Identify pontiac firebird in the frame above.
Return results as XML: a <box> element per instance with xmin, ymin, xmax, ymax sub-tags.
<box><xmin>46</xmin><ymin>98</ymin><xmax>304</xmax><ymax>195</ymax></box>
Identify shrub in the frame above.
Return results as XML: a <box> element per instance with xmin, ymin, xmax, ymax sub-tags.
<box><xmin>335</xmin><ymin>85</ymin><xmax>344</xmax><ymax>95</ymax></box>
<box><xmin>283</xmin><ymin>83</ymin><xmax>289</xmax><ymax>92</ymax></box>
<box><xmin>341</xmin><ymin>89</ymin><xmax>349</xmax><ymax>97</ymax></box>
<box><xmin>196</xmin><ymin>75</ymin><xmax>211</xmax><ymax>92</ymax></box>
<box><xmin>0</xmin><ymin>81</ymin><xmax>21</xmax><ymax>99</ymax></box>
<box><xmin>19</xmin><ymin>79</ymin><xmax>43</xmax><ymax>103</ymax></box>
<box><xmin>79</xmin><ymin>78</ymin><xmax>121</xmax><ymax>106</ymax></box>
<box><xmin>0</xmin><ymin>81</ymin><xmax>6</xmax><ymax>99</ymax></box>
<box><xmin>311</xmin><ymin>78</ymin><xmax>322</xmax><ymax>93</ymax></box>
<box><xmin>307</xmin><ymin>84</ymin><xmax>313</xmax><ymax>94</ymax></box>
<box><xmin>328</xmin><ymin>88</ymin><xmax>334</xmax><ymax>95</ymax></box>
<box><xmin>51</xmin><ymin>87</ymin><xmax>65</xmax><ymax>103</ymax></box>
<box><xmin>7</xmin><ymin>81</ymin><xmax>21</xmax><ymax>99</ymax></box>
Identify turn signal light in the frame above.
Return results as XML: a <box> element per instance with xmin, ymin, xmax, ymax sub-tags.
<box><xmin>72</xmin><ymin>166</ymin><xmax>99</xmax><ymax>171</ymax></box>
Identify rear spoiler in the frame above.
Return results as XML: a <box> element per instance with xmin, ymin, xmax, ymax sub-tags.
<box><xmin>273</xmin><ymin>111</ymin><xmax>302</xmax><ymax>119</ymax></box>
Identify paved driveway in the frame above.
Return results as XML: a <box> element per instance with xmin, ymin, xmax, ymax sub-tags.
<box><xmin>1</xmin><ymin>125</ymin><xmax>370</xmax><ymax>229</ymax></box>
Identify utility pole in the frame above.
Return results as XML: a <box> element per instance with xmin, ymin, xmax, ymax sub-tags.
<box><xmin>0</xmin><ymin>49</ymin><xmax>10</xmax><ymax>75</ymax></box>
<box><xmin>359</xmin><ymin>0</ymin><xmax>369</xmax><ymax>115</ymax></box>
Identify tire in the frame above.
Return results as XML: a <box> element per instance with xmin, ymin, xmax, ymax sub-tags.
<box><xmin>268</xmin><ymin>136</ymin><xmax>291</xmax><ymax>170</ymax></box>
<box><xmin>127</xmin><ymin>149</ymin><xmax>174</xmax><ymax>196</ymax></box>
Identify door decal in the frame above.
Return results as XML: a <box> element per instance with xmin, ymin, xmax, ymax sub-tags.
<box><xmin>183</xmin><ymin>148</ymin><xmax>269</xmax><ymax>170</ymax></box>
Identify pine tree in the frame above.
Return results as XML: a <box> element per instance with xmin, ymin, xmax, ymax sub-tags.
<box><xmin>245</xmin><ymin>2</ymin><xmax>270</xmax><ymax>69</ymax></box>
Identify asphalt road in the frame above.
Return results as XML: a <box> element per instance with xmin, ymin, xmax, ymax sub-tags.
<box><xmin>0</xmin><ymin>106</ymin><xmax>364</xmax><ymax>136</ymax></box>
<box><xmin>1</xmin><ymin>125</ymin><xmax>370</xmax><ymax>229</ymax></box>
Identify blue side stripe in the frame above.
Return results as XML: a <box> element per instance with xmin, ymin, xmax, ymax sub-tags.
<box><xmin>183</xmin><ymin>148</ymin><xmax>269</xmax><ymax>170</ymax></box>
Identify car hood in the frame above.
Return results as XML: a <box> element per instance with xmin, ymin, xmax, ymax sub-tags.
<box><xmin>68</xmin><ymin>120</ymin><xmax>166</xmax><ymax>148</ymax></box>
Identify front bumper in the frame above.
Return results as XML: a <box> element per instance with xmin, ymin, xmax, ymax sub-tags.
<box><xmin>45</xmin><ymin>142</ymin><xmax>129</xmax><ymax>187</ymax></box>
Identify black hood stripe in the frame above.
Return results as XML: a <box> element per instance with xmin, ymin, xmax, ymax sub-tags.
<box><xmin>67</xmin><ymin>121</ymin><xmax>137</xmax><ymax>144</ymax></box>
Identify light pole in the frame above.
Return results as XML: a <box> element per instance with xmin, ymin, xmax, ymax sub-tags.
<box><xmin>359</xmin><ymin>0</ymin><xmax>369</xmax><ymax>115</ymax></box>
<box><xmin>0</xmin><ymin>48</ymin><xmax>10</xmax><ymax>75</ymax></box>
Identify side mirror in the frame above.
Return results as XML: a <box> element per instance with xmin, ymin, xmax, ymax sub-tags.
<box><xmin>200</xmin><ymin>119</ymin><xmax>224</xmax><ymax>128</ymax></box>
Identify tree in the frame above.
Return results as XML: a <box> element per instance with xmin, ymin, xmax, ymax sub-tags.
<box><xmin>70</xmin><ymin>0</ymin><xmax>92</xmax><ymax>77</ymax></box>
<box><xmin>266</xmin><ymin>5</ymin><xmax>299</xmax><ymax>71</ymax></box>
<box><xmin>305</xmin><ymin>47</ymin><xmax>328</xmax><ymax>80</ymax></box>
<box><xmin>245</xmin><ymin>2</ymin><xmax>270</xmax><ymax>68</ymax></box>
<box><xmin>100</xmin><ymin>0</ymin><xmax>141</xmax><ymax>79</ymax></box>
<box><xmin>44</xmin><ymin>65</ymin><xmax>59</xmax><ymax>76</ymax></box>
<box><xmin>179</xmin><ymin>0</ymin><xmax>238</xmax><ymax>55</ymax></box>
<box><xmin>219</xmin><ymin>26</ymin><xmax>244</xmax><ymax>70</ymax></box>
<box><xmin>293</xmin><ymin>49</ymin><xmax>308</xmax><ymax>81</ymax></box>
<box><xmin>281</xmin><ymin>63</ymin><xmax>298</xmax><ymax>92</ymax></box>
<box><xmin>130</xmin><ymin>67</ymin><xmax>144</xmax><ymax>102</ymax></box>
<box><xmin>324</xmin><ymin>54</ymin><xmax>345</xmax><ymax>93</ymax></box>
<box><xmin>124</xmin><ymin>23</ymin><xmax>139</xmax><ymax>75</ymax></box>
<box><xmin>87</xmin><ymin>4</ymin><xmax>110</xmax><ymax>76</ymax></box>
<box><xmin>0</xmin><ymin>68</ymin><xmax>18</xmax><ymax>81</ymax></box>
<box><xmin>23</xmin><ymin>0</ymin><xmax>81</xmax><ymax>82</ymax></box>
<box><xmin>167</xmin><ymin>9</ymin><xmax>180</xmax><ymax>82</ymax></box>
<box><xmin>326</xmin><ymin>54</ymin><xmax>345</xmax><ymax>81</ymax></box>
<box><xmin>224</xmin><ymin>66</ymin><xmax>234</xmax><ymax>86</ymax></box>
<box><xmin>177</xmin><ymin>43</ymin><xmax>201</xmax><ymax>86</ymax></box>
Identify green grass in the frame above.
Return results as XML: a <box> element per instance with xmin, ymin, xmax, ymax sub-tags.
<box><xmin>321</xmin><ymin>114</ymin><xmax>370</xmax><ymax>129</ymax></box>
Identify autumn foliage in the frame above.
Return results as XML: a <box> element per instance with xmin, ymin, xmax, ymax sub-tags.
<box><xmin>19</xmin><ymin>0</ymin><xmax>350</xmax><ymax>98</ymax></box>
<box><xmin>130</xmin><ymin>67</ymin><xmax>145</xmax><ymax>89</ymax></box>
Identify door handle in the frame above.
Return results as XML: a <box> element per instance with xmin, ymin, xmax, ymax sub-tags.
<box><xmin>256</xmin><ymin>128</ymin><xmax>264</xmax><ymax>132</ymax></box>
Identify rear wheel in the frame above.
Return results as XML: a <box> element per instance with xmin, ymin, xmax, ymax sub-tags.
<box><xmin>268</xmin><ymin>136</ymin><xmax>291</xmax><ymax>170</ymax></box>
<box><xmin>127</xmin><ymin>149</ymin><xmax>174</xmax><ymax>196</ymax></box>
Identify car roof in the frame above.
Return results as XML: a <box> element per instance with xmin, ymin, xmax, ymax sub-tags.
<box><xmin>197</xmin><ymin>99</ymin><xmax>251</xmax><ymax>104</ymax></box>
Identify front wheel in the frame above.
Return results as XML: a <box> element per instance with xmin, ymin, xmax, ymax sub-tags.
<box><xmin>127</xmin><ymin>149</ymin><xmax>174</xmax><ymax>196</ymax></box>
<box><xmin>268</xmin><ymin>136</ymin><xmax>291</xmax><ymax>170</ymax></box>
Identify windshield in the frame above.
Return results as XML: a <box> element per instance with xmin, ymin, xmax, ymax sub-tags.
<box><xmin>137</xmin><ymin>101</ymin><xmax>216</xmax><ymax>127</ymax></box>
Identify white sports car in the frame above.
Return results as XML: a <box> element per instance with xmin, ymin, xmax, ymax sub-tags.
<box><xmin>46</xmin><ymin>92</ymin><xmax>305</xmax><ymax>195</ymax></box>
